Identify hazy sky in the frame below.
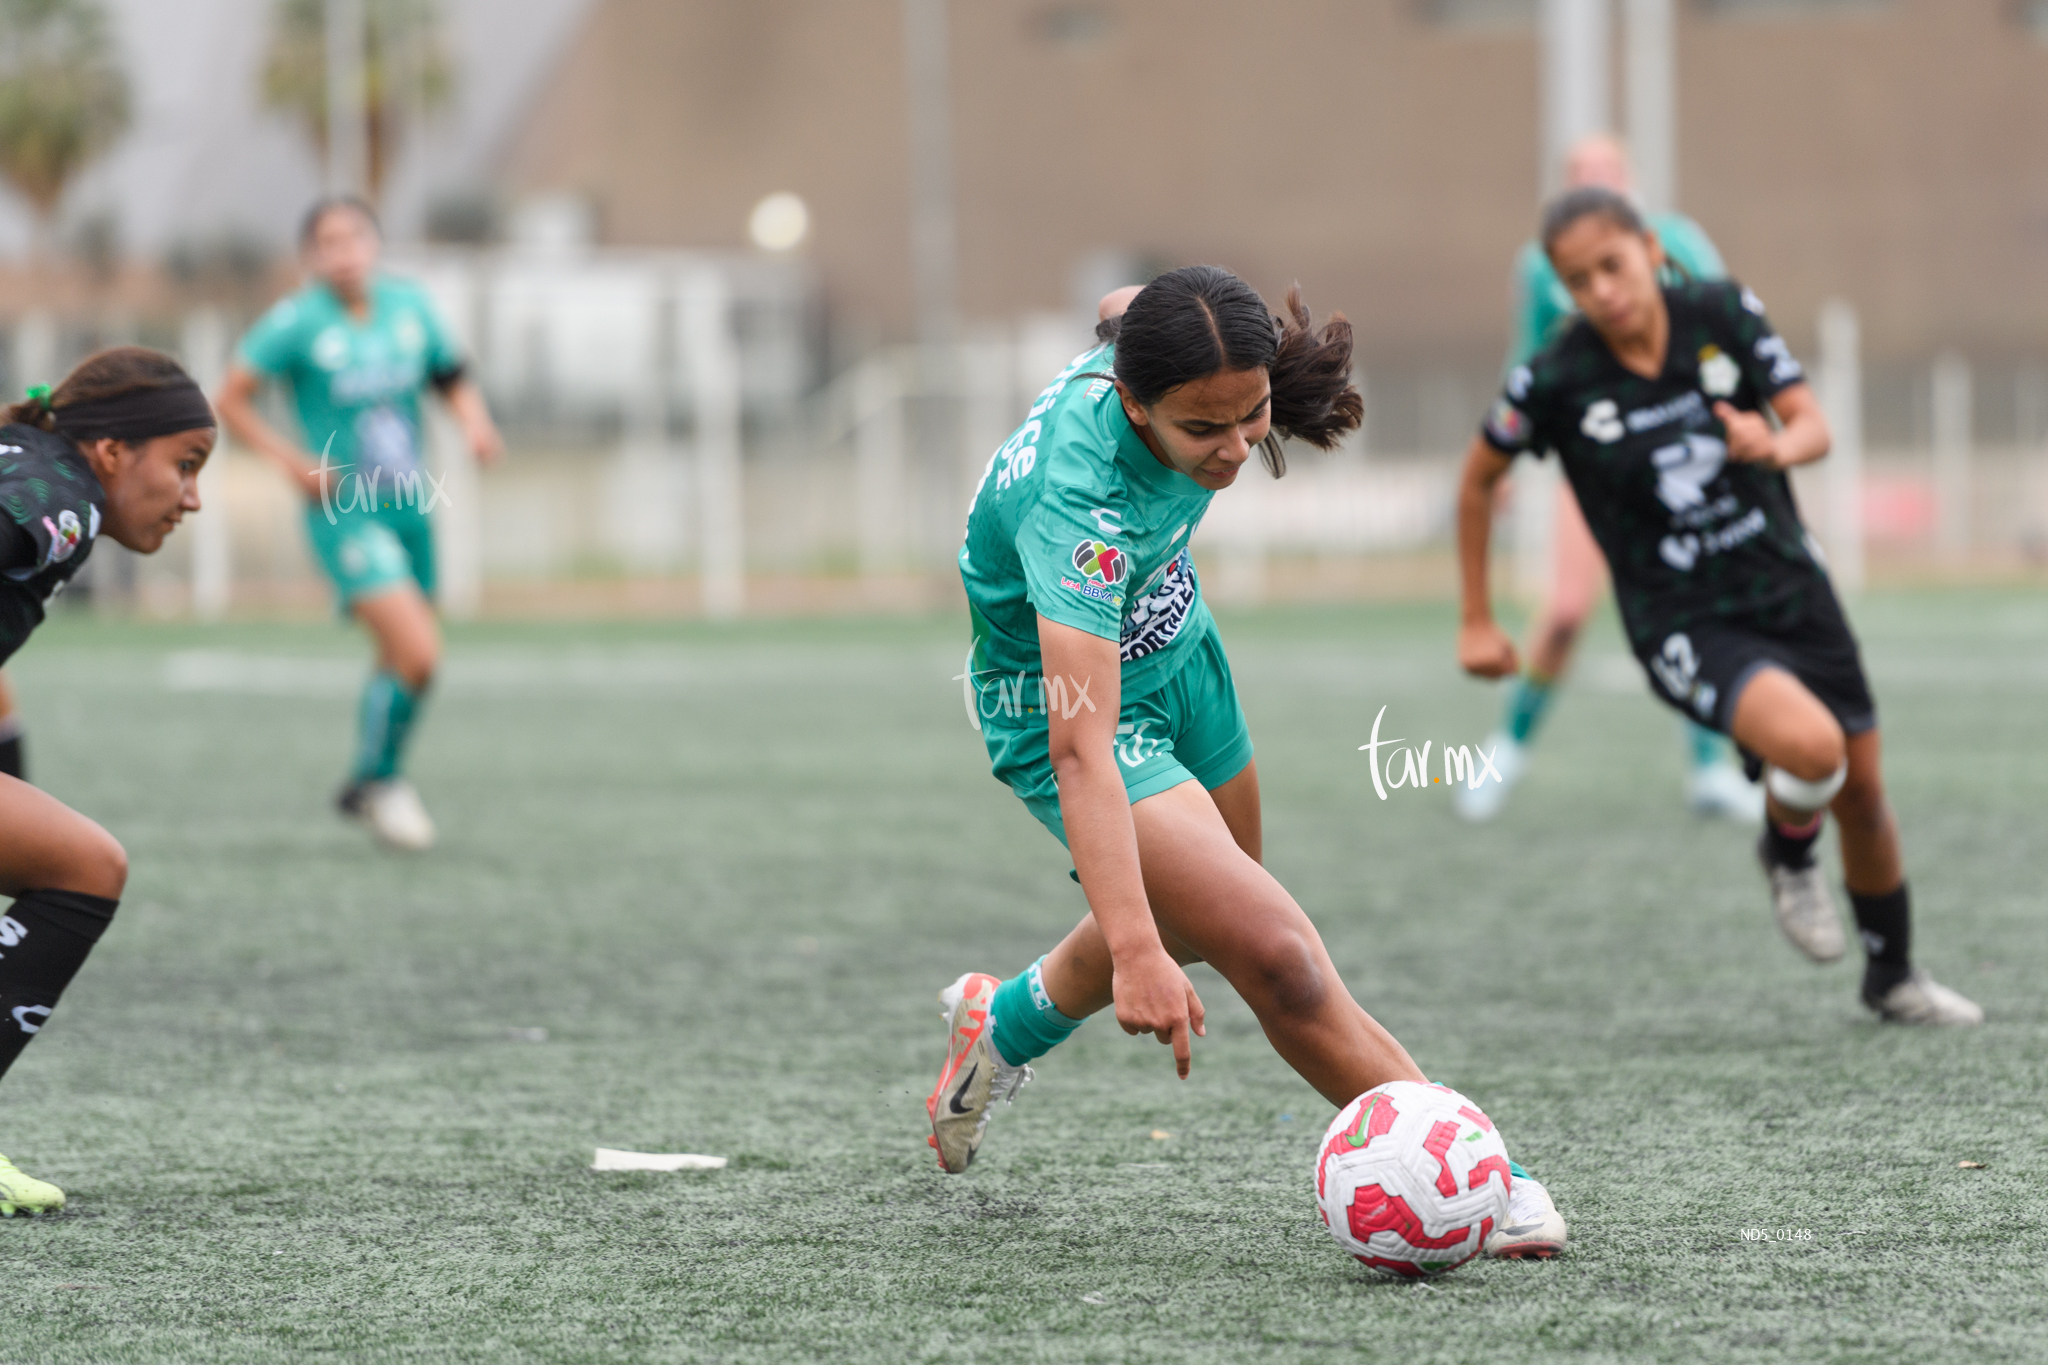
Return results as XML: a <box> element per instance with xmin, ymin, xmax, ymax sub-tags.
<box><xmin>0</xmin><ymin>0</ymin><xmax>594</xmax><ymax>262</ymax></box>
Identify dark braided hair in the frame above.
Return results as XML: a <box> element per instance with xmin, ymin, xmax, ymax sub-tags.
<box><xmin>1094</xmin><ymin>265</ymin><xmax>1361</xmax><ymax>477</ymax></box>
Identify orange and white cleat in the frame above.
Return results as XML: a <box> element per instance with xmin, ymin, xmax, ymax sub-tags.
<box><xmin>926</xmin><ymin>971</ymin><xmax>1032</xmax><ymax>1173</ymax></box>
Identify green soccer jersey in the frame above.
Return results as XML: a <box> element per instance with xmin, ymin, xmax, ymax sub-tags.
<box><xmin>1509</xmin><ymin>211</ymin><xmax>1726</xmax><ymax>371</ymax></box>
<box><xmin>237</xmin><ymin>275</ymin><xmax>464</xmax><ymax>512</ymax></box>
<box><xmin>1481</xmin><ymin>279</ymin><xmax>1820</xmax><ymax>652</ymax></box>
<box><xmin>960</xmin><ymin>343</ymin><xmax>1217</xmax><ymax>721</ymax></box>
<box><xmin>0</xmin><ymin>423</ymin><xmax>104</xmax><ymax>665</ymax></box>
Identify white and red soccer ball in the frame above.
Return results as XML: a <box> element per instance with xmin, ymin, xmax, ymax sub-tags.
<box><xmin>1314</xmin><ymin>1080</ymin><xmax>1513</xmax><ymax>1278</ymax></box>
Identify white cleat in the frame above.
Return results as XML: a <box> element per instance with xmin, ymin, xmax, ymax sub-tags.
<box><xmin>0</xmin><ymin>1153</ymin><xmax>65</xmax><ymax>1217</ymax></box>
<box><xmin>1453</xmin><ymin>733</ymin><xmax>1525</xmax><ymax>823</ymax></box>
<box><xmin>1484</xmin><ymin>1173</ymin><xmax>1566</xmax><ymax>1260</ymax></box>
<box><xmin>1688</xmin><ymin>762</ymin><xmax>1765</xmax><ymax>823</ymax></box>
<box><xmin>1864</xmin><ymin>969</ymin><xmax>1984</xmax><ymax>1026</ymax></box>
<box><xmin>342</xmin><ymin>779</ymin><xmax>438</xmax><ymax>851</ymax></box>
<box><xmin>926</xmin><ymin>972</ymin><xmax>1032</xmax><ymax>1173</ymax></box>
<box><xmin>1757</xmin><ymin>838</ymin><xmax>1845</xmax><ymax>963</ymax></box>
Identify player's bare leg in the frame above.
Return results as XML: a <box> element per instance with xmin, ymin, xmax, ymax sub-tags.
<box><xmin>337</xmin><ymin>585</ymin><xmax>440</xmax><ymax>850</ymax></box>
<box><xmin>1732</xmin><ymin>669</ymin><xmax>1978</xmax><ymax>1023</ymax></box>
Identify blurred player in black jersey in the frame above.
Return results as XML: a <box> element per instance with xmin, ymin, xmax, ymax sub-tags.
<box><xmin>1455</xmin><ymin>188</ymin><xmax>1980</xmax><ymax>1026</ymax></box>
<box><xmin>0</xmin><ymin>347</ymin><xmax>216</xmax><ymax>1213</ymax></box>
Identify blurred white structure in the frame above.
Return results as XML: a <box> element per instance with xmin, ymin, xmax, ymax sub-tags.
<box><xmin>1931</xmin><ymin>351</ymin><xmax>1972</xmax><ymax>563</ymax></box>
<box><xmin>1817</xmin><ymin>299</ymin><xmax>1865</xmax><ymax>593</ymax></box>
<box><xmin>1542</xmin><ymin>0</ymin><xmax>1611</xmax><ymax>193</ymax></box>
<box><xmin>179</xmin><ymin>308</ymin><xmax>233</xmax><ymax>620</ymax></box>
<box><xmin>1623</xmin><ymin>0</ymin><xmax>1676</xmax><ymax>215</ymax></box>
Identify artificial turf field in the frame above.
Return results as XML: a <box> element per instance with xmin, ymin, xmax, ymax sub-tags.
<box><xmin>4</xmin><ymin>588</ymin><xmax>2045</xmax><ymax>1364</ymax></box>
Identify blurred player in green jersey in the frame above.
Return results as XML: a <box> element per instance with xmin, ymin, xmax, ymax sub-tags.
<box><xmin>1460</xmin><ymin>134</ymin><xmax>1760</xmax><ymax>824</ymax></box>
<box><xmin>217</xmin><ymin>197</ymin><xmax>502</xmax><ymax>850</ymax></box>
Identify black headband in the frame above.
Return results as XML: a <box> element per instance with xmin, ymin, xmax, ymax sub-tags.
<box><xmin>53</xmin><ymin>379</ymin><xmax>216</xmax><ymax>444</ymax></box>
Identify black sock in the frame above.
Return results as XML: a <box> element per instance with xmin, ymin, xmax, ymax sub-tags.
<box><xmin>0</xmin><ymin>730</ymin><xmax>21</xmax><ymax>781</ymax></box>
<box><xmin>0</xmin><ymin>889</ymin><xmax>117</xmax><ymax>1082</ymax></box>
<box><xmin>1850</xmin><ymin>882</ymin><xmax>1912</xmax><ymax>993</ymax></box>
<box><xmin>1763</xmin><ymin>814</ymin><xmax>1823</xmax><ymax>869</ymax></box>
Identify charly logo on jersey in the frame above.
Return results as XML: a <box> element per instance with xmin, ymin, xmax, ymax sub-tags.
<box><xmin>1073</xmin><ymin>538</ymin><xmax>1127</xmax><ymax>585</ymax></box>
<box><xmin>38</xmin><ymin>508</ymin><xmax>83</xmax><ymax>566</ymax></box>
<box><xmin>393</xmin><ymin>313</ymin><xmax>426</xmax><ymax>356</ymax></box>
<box><xmin>1581</xmin><ymin>399</ymin><xmax>1624</xmax><ymax>443</ymax></box>
<box><xmin>1698</xmin><ymin>345</ymin><xmax>1740</xmax><ymax>398</ymax></box>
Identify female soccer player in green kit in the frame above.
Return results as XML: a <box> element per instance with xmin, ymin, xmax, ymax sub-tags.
<box><xmin>0</xmin><ymin>348</ymin><xmax>217</xmax><ymax>1214</ymax></box>
<box><xmin>217</xmin><ymin>197</ymin><xmax>501</xmax><ymax>850</ymax></box>
<box><xmin>1456</xmin><ymin>188</ymin><xmax>1980</xmax><ymax>1025</ymax></box>
<box><xmin>928</xmin><ymin>266</ymin><xmax>1568</xmax><ymax>1260</ymax></box>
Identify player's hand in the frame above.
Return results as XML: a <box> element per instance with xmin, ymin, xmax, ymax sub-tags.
<box><xmin>296</xmin><ymin>462</ymin><xmax>330</xmax><ymax>503</ymax></box>
<box><xmin>1715</xmin><ymin>401</ymin><xmax>1780</xmax><ymax>467</ymax></box>
<box><xmin>1110</xmin><ymin>945</ymin><xmax>1206</xmax><ymax>1079</ymax></box>
<box><xmin>1458</xmin><ymin>619</ymin><xmax>1520</xmax><ymax>679</ymax></box>
<box><xmin>466</xmin><ymin>421</ymin><xmax>505</xmax><ymax>467</ymax></box>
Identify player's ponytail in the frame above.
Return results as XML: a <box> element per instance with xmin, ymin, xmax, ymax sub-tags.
<box><xmin>1095</xmin><ymin>265</ymin><xmax>1359</xmax><ymax>477</ymax></box>
<box><xmin>6</xmin><ymin>347</ymin><xmax>213</xmax><ymax>442</ymax></box>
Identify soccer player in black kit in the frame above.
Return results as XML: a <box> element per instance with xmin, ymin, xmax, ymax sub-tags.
<box><xmin>1455</xmin><ymin>187</ymin><xmax>1980</xmax><ymax>1027</ymax></box>
<box><xmin>0</xmin><ymin>347</ymin><xmax>216</xmax><ymax>1213</ymax></box>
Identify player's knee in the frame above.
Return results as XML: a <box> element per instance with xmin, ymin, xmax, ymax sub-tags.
<box><xmin>1244</xmin><ymin>930</ymin><xmax>1328</xmax><ymax>1022</ymax></box>
<box><xmin>1774</xmin><ymin>722</ymin><xmax>1845</xmax><ymax>785</ymax></box>
<box><xmin>68</xmin><ymin>825</ymin><xmax>127</xmax><ymax>899</ymax></box>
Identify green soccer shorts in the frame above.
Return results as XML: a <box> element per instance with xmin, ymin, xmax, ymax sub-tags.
<box><xmin>979</xmin><ymin>619</ymin><xmax>1254</xmax><ymax>846</ymax></box>
<box><xmin>302</xmin><ymin>503</ymin><xmax>436</xmax><ymax>609</ymax></box>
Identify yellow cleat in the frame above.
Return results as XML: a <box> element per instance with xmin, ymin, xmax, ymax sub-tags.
<box><xmin>0</xmin><ymin>1152</ymin><xmax>64</xmax><ymax>1216</ymax></box>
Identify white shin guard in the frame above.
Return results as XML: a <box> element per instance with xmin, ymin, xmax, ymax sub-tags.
<box><xmin>1765</xmin><ymin>761</ymin><xmax>1847</xmax><ymax>813</ymax></box>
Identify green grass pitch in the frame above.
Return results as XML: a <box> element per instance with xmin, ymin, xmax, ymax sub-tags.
<box><xmin>5</xmin><ymin>590</ymin><xmax>2044</xmax><ymax>1363</ymax></box>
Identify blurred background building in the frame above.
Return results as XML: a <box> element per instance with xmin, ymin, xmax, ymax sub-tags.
<box><xmin>0</xmin><ymin>0</ymin><xmax>2044</xmax><ymax>616</ymax></box>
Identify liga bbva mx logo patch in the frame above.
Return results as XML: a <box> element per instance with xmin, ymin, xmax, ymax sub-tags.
<box><xmin>1072</xmin><ymin>538</ymin><xmax>1128</xmax><ymax>585</ymax></box>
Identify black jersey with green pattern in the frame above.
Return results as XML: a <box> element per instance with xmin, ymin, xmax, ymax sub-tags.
<box><xmin>0</xmin><ymin>424</ymin><xmax>104</xmax><ymax>665</ymax></box>
<box><xmin>1480</xmin><ymin>279</ymin><xmax>1820</xmax><ymax>651</ymax></box>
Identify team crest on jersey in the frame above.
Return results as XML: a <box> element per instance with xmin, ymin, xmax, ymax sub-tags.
<box><xmin>312</xmin><ymin>326</ymin><xmax>351</xmax><ymax>371</ymax></box>
<box><xmin>1581</xmin><ymin>399</ymin><xmax>1624</xmax><ymax>443</ymax></box>
<box><xmin>39</xmin><ymin>508</ymin><xmax>82</xmax><ymax>566</ymax></box>
<box><xmin>1073</xmin><ymin>538</ymin><xmax>1127</xmax><ymax>585</ymax></box>
<box><xmin>1698</xmin><ymin>346</ymin><xmax>1740</xmax><ymax>398</ymax></box>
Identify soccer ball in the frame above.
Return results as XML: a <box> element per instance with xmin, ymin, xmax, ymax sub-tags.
<box><xmin>1314</xmin><ymin>1080</ymin><xmax>1513</xmax><ymax>1278</ymax></box>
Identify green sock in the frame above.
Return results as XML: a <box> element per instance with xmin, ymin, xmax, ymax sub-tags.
<box><xmin>351</xmin><ymin>670</ymin><xmax>425</xmax><ymax>784</ymax></box>
<box><xmin>1509</xmin><ymin>1159</ymin><xmax>1532</xmax><ymax>1183</ymax></box>
<box><xmin>1684</xmin><ymin>720</ymin><xmax>1725</xmax><ymax>770</ymax></box>
<box><xmin>1503</xmin><ymin>672</ymin><xmax>1557</xmax><ymax>745</ymax></box>
<box><xmin>988</xmin><ymin>957</ymin><xmax>1085</xmax><ymax>1067</ymax></box>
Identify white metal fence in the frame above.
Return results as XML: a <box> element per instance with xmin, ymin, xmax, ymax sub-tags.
<box><xmin>20</xmin><ymin>276</ymin><xmax>2048</xmax><ymax>619</ymax></box>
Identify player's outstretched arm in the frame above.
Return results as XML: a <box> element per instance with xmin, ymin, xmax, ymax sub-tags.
<box><xmin>1715</xmin><ymin>383</ymin><xmax>1829</xmax><ymax>470</ymax></box>
<box><xmin>1039</xmin><ymin>614</ymin><xmax>1204</xmax><ymax>1078</ymax></box>
<box><xmin>440</xmin><ymin>378</ymin><xmax>505</xmax><ymax>466</ymax></box>
<box><xmin>1455</xmin><ymin>436</ymin><xmax>1520</xmax><ymax>679</ymax></box>
<box><xmin>214</xmin><ymin>366</ymin><xmax>327</xmax><ymax>502</ymax></box>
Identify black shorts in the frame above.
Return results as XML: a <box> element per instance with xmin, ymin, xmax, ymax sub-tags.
<box><xmin>1631</xmin><ymin>580</ymin><xmax>1877</xmax><ymax>739</ymax></box>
